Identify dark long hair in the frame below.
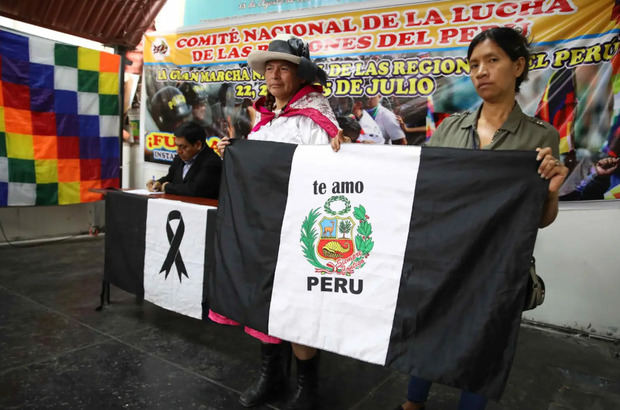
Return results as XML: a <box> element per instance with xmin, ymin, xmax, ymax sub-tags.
<box><xmin>264</xmin><ymin>92</ymin><xmax>276</xmax><ymax>111</ymax></box>
<box><xmin>467</xmin><ymin>27</ymin><xmax>531</xmax><ymax>93</ymax></box>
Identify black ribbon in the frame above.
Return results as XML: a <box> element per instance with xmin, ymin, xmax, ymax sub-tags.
<box><xmin>159</xmin><ymin>210</ymin><xmax>188</xmax><ymax>282</ymax></box>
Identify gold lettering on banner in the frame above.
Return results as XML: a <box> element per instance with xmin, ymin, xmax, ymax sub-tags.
<box><xmin>552</xmin><ymin>38</ymin><xmax>620</xmax><ymax>69</ymax></box>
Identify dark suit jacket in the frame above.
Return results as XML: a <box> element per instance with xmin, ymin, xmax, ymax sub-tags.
<box><xmin>158</xmin><ymin>146</ymin><xmax>222</xmax><ymax>198</ymax></box>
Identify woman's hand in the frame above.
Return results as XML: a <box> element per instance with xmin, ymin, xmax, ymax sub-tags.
<box><xmin>217</xmin><ymin>136</ymin><xmax>232</xmax><ymax>157</ymax></box>
<box><xmin>536</xmin><ymin>147</ymin><xmax>569</xmax><ymax>227</ymax></box>
<box><xmin>594</xmin><ymin>157</ymin><xmax>620</xmax><ymax>176</ymax></box>
<box><xmin>330</xmin><ymin>131</ymin><xmax>343</xmax><ymax>152</ymax></box>
<box><xmin>536</xmin><ymin>147</ymin><xmax>568</xmax><ymax>194</ymax></box>
<box><xmin>396</xmin><ymin>115</ymin><xmax>406</xmax><ymax>130</ymax></box>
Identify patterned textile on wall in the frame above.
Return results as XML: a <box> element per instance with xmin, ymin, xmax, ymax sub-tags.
<box><xmin>0</xmin><ymin>29</ymin><xmax>120</xmax><ymax>206</ymax></box>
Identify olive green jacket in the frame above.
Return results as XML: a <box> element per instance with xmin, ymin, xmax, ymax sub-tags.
<box><xmin>426</xmin><ymin>102</ymin><xmax>559</xmax><ymax>157</ymax></box>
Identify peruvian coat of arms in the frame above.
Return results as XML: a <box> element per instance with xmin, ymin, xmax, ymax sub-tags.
<box><xmin>300</xmin><ymin>195</ymin><xmax>374</xmax><ymax>275</ymax></box>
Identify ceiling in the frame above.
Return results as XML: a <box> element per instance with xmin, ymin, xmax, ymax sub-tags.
<box><xmin>0</xmin><ymin>0</ymin><xmax>167</xmax><ymax>49</ymax></box>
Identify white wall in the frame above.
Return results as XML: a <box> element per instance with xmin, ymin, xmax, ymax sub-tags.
<box><xmin>0</xmin><ymin>201</ymin><xmax>104</xmax><ymax>242</ymax></box>
<box><xmin>525</xmin><ymin>200</ymin><xmax>620</xmax><ymax>339</ymax></box>
<box><xmin>122</xmin><ymin>142</ymin><xmax>166</xmax><ymax>189</ymax></box>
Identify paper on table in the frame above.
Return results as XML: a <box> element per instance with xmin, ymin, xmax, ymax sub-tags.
<box><xmin>125</xmin><ymin>189</ymin><xmax>165</xmax><ymax>196</ymax></box>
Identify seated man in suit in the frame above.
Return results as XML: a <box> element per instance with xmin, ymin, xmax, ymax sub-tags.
<box><xmin>146</xmin><ymin>121</ymin><xmax>221</xmax><ymax>198</ymax></box>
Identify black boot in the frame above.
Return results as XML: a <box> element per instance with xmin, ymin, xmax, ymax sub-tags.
<box><xmin>239</xmin><ymin>342</ymin><xmax>290</xmax><ymax>407</ymax></box>
<box><xmin>286</xmin><ymin>353</ymin><xmax>319</xmax><ymax>410</ymax></box>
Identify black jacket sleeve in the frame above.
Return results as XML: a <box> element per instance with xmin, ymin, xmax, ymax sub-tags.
<box><xmin>157</xmin><ymin>156</ymin><xmax>181</xmax><ymax>185</ymax></box>
<box><xmin>161</xmin><ymin>148</ymin><xmax>222</xmax><ymax>199</ymax></box>
<box><xmin>579</xmin><ymin>174</ymin><xmax>611</xmax><ymax>200</ymax></box>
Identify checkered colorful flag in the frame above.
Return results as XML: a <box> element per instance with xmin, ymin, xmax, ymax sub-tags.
<box><xmin>0</xmin><ymin>29</ymin><xmax>121</xmax><ymax>206</ymax></box>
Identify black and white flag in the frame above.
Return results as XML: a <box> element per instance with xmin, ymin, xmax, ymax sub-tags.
<box><xmin>211</xmin><ymin>139</ymin><xmax>548</xmax><ymax>399</ymax></box>
<box><xmin>105</xmin><ymin>191</ymin><xmax>216</xmax><ymax>320</ymax></box>
<box><xmin>144</xmin><ymin>199</ymin><xmax>212</xmax><ymax>319</ymax></box>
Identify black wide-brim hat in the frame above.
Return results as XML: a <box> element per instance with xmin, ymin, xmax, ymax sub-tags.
<box><xmin>247</xmin><ymin>34</ymin><xmax>327</xmax><ymax>85</ymax></box>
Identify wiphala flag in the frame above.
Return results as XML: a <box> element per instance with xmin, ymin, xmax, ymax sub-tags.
<box><xmin>211</xmin><ymin>139</ymin><xmax>548</xmax><ymax>399</ymax></box>
<box><xmin>0</xmin><ymin>29</ymin><xmax>121</xmax><ymax>206</ymax></box>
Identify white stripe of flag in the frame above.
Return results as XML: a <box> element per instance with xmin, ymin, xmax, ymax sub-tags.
<box><xmin>144</xmin><ymin>198</ymin><xmax>213</xmax><ymax>319</ymax></box>
<box><xmin>269</xmin><ymin>144</ymin><xmax>421</xmax><ymax>364</ymax></box>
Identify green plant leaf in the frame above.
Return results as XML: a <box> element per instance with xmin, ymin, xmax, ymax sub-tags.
<box><xmin>355</xmin><ymin>235</ymin><xmax>363</xmax><ymax>250</ymax></box>
<box><xmin>353</xmin><ymin>205</ymin><xmax>366</xmax><ymax>220</ymax></box>
<box><xmin>360</xmin><ymin>239</ymin><xmax>371</xmax><ymax>254</ymax></box>
<box><xmin>358</xmin><ymin>221</ymin><xmax>372</xmax><ymax>237</ymax></box>
<box><xmin>300</xmin><ymin>208</ymin><xmax>327</xmax><ymax>270</ymax></box>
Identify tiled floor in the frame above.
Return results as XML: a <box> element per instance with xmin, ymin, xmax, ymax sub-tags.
<box><xmin>1</xmin><ymin>237</ymin><xmax>619</xmax><ymax>409</ymax></box>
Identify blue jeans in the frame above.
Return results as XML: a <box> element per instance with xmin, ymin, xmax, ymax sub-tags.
<box><xmin>408</xmin><ymin>376</ymin><xmax>488</xmax><ymax>410</ymax></box>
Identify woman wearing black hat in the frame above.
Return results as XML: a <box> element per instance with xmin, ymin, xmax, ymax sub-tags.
<box><xmin>215</xmin><ymin>34</ymin><xmax>341</xmax><ymax>410</ymax></box>
<box><xmin>218</xmin><ymin>36</ymin><xmax>341</xmax><ymax>150</ymax></box>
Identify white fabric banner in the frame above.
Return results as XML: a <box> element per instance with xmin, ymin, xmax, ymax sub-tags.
<box><xmin>144</xmin><ymin>198</ymin><xmax>213</xmax><ymax>319</ymax></box>
<box><xmin>268</xmin><ymin>144</ymin><xmax>421</xmax><ymax>364</ymax></box>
